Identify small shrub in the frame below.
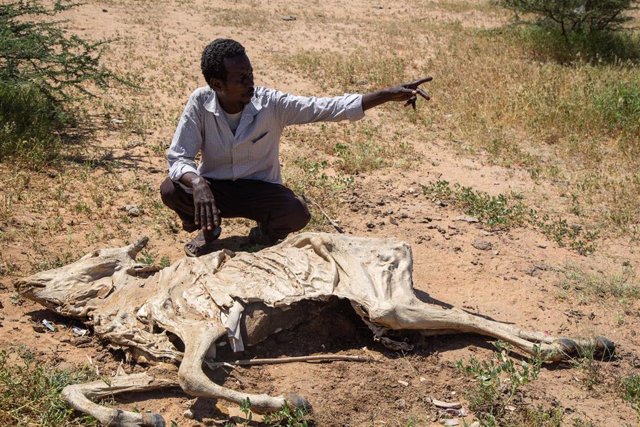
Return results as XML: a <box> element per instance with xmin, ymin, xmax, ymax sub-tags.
<box><xmin>512</xmin><ymin>25</ymin><xmax>640</xmax><ymax>63</ymax></box>
<box><xmin>498</xmin><ymin>0</ymin><xmax>640</xmax><ymax>63</ymax></box>
<box><xmin>0</xmin><ymin>0</ymin><xmax>127</xmax><ymax>162</ymax></box>
<box><xmin>499</xmin><ymin>0</ymin><xmax>639</xmax><ymax>36</ymax></box>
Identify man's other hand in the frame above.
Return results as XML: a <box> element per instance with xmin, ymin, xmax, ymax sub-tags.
<box><xmin>192</xmin><ymin>178</ymin><xmax>220</xmax><ymax>231</ymax></box>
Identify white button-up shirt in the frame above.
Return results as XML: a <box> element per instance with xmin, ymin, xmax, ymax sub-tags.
<box><xmin>167</xmin><ymin>86</ymin><xmax>365</xmax><ymax>184</ymax></box>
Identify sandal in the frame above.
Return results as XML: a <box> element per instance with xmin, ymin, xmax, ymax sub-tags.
<box><xmin>248</xmin><ymin>226</ymin><xmax>278</xmax><ymax>246</ymax></box>
<box><xmin>184</xmin><ymin>226</ymin><xmax>222</xmax><ymax>257</ymax></box>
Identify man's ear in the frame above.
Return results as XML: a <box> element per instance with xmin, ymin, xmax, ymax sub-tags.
<box><xmin>210</xmin><ymin>78</ymin><xmax>224</xmax><ymax>92</ymax></box>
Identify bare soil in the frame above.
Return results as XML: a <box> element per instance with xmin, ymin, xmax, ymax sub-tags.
<box><xmin>1</xmin><ymin>1</ymin><xmax>639</xmax><ymax>426</ymax></box>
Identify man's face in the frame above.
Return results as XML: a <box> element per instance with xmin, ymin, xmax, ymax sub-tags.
<box><xmin>213</xmin><ymin>53</ymin><xmax>254</xmax><ymax>111</ymax></box>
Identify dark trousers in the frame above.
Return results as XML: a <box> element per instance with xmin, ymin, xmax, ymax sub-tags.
<box><xmin>160</xmin><ymin>177</ymin><xmax>310</xmax><ymax>240</ymax></box>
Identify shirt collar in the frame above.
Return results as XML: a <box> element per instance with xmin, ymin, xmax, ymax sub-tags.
<box><xmin>203</xmin><ymin>88</ymin><xmax>263</xmax><ymax>116</ymax></box>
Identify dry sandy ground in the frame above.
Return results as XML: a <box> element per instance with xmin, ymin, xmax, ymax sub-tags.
<box><xmin>1</xmin><ymin>0</ymin><xmax>639</xmax><ymax>426</ymax></box>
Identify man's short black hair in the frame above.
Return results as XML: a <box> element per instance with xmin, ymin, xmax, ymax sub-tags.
<box><xmin>201</xmin><ymin>39</ymin><xmax>246</xmax><ymax>85</ymax></box>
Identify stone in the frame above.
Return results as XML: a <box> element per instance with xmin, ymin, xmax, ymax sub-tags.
<box><xmin>472</xmin><ymin>239</ymin><xmax>492</xmax><ymax>251</ymax></box>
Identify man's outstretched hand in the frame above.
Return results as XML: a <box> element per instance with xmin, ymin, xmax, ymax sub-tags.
<box><xmin>362</xmin><ymin>76</ymin><xmax>432</xmax><ymax>111</ymax></box>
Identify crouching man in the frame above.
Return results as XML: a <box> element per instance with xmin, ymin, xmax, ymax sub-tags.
<box><xmin>160</xmin><ymin>38</ymin><xmax>431</xmax><ymax>256</ymax></box>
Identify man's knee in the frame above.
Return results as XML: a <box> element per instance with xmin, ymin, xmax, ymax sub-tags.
<box><xmin>160</xmin><ymin>177</ymin><xmax>177</xmax><ymax>207</ymax></box>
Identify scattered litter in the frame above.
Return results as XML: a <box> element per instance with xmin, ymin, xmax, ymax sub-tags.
<box><xmin>116</xmin><ymin>362</ymin><xmax>126</xmax><ymax>377</ymax></box>
<box><xmin>446</xmin><ymin>408</ymin><xmax>467</xmax><ymax>417</ymax></box>
<box><xmin>431</xmin><ymin>398</ymin><xmax>462</xmax><ymax>409</ymax></box>
<box><xmin>72</xmin><ymin>326</ymin><xmax>89</xmax><ymax>336</ymax></box>
<box><xmin>397</xmin><ymin>380</ymin><xmax>409</xmax><ymax>387</ymax></box>
<box><xmin>42</xmin><ymin>319</ymin><xmax>56</xmax><ymax>332</ymax></box>
<box><xmin>505</xmin><ymin>405</ymin><xmax>516</xmax><ymax>411</ymax></box>
<box><xmin>281</xmin><ymin>15</ymin><xmax>296</xmax><ymax>21</ymax></box>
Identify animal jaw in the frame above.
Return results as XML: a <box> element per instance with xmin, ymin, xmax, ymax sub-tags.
<box><xmin>16</xmin><ymin>232</ymin><xmax>615</xmax><ymax>425</ymax></box>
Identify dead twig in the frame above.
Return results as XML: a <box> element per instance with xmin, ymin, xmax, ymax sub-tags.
<box><xmin>205</xmin><ymin>354</ymin><xmax>373</xmax><ymax>369</ymax></box>
<box><xmin>303</xmin><ymin>196</ymin><xmax>344</xmax><ymax>233</ymax></box>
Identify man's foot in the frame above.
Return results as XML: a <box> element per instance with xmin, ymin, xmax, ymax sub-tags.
<box><xmin>248</xmin><ymin>226</ymin><xmax>279</xmax><ymax>246</ymax></box>
<box><xmin>184</xmin><ymin>226</ymin><xmax>222</xmax><ymax>257</ymax></box>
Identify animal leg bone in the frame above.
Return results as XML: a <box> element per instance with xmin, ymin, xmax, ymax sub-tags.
<box><xmin>178</xmin><ymin>326</ymin><xmax>310</xmax><ymax>414</ymax></box>
<box><xmin>62</xmin><ymin>372</ymin><xmax>176</xmax><ymax>426</ymax></box>
<box><xmin>373</xmin><ymin>302</ymin><xmax>614</xmax><ymax>361</ymax></box>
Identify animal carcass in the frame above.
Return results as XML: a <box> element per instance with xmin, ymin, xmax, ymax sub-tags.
<box><xmin>16</xmin><ymin>232</ymin><xmax>614</xmax><ymax>426</ymax></box>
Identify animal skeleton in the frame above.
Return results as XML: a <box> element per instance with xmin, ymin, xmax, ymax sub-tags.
<box><xmin>16</xmin><ymin>232</ymin><xmax>614</xmax><ymax>426</ymax></box>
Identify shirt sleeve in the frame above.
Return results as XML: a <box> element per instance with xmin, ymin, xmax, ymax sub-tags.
<box><xmin>167</xmin><ymin>92</ymin><xmax>203</xmax><ymax>182</ymax></box>
<box><xmin>272</xmin><ymin>90</ymin><xmax>365</xmax><ymax>127</ymax></box>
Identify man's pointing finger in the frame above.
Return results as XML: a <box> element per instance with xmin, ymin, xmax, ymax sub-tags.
<box><xmin>410</xmin><ymin>76</ymin><xmax>433</xmax><ymax>87</ymax></box>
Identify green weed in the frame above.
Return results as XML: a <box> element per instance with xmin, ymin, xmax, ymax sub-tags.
<box><xmin>592</xmin><ymin>77</ymin><xmax>640</xmax><ymax>143</ymax></box>
<box><xmin>262</xmin><ymin>404</ymin><xmax>310</xmax><ymax>427</ymax></box>
<box><xmin>422</xmin><ymin>180</ymin><xmax>531</xmax><ymax>229</ymax></box>
<box><xmin>456</xmin><ymin>341</ymin><xmax>545</xmax><ymax>425</ymax></box>
<box><xmin>621</xmin><ymin>374</ymin><xmax>640</xmax><ymax>414</ymax></box>
<box><xmin>0</xmin><ymin>347</ymin><xmax>98</xmax><ymax>426</ymax></box>
<box><xmin>422</xmin><ymin>180</ymin><xmax>598</xmax><ymax>254</ymax></box>
<box><xmin>559</xmin><ymin>264</ymin><xmax>640</xmax><ymax>302</ymax></box>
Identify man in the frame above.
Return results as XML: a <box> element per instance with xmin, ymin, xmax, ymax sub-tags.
<box><xmin>161</xmin><ymin>38</ymin><xmax>430</xmax><ymax>257</ymax></box>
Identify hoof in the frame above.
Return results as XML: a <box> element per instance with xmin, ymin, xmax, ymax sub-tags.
<box><xmin>594</xmin><ymin>336</ymin><xmax>616</xmax><ymax>360</ymax></box>
<box><xmin>284</xmin><ymin>393</ymin><xmax>312</xmax><ymax>413</ymax></box>
<box><xmin>142</xmin><ymin>412</ymin><xmax>166</xmax><ymax>427</ymax></box>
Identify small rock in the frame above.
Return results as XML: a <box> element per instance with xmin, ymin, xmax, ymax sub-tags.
<box><xmin>454</xmin><ymin>215</ymin><xmax>479</xmax><ymax>223</ymax></box>
<box><xmin>123</xmin><ymin>205</ymin><xmax>142</xmax><ymax>217</ymax></box>
<box><xmin>472</xmin><ymin>239</ymin><xmax>492</xmax><ymax>251</ymax></box>
<box><xmin>366</xmin><ymin>222</ymin><xmax>375</xmax><ymax>229</ymax></box>
<box><xmin>442</xmin><ymin>419</ymin><xmax>459</xmax><ymax>426</ymax></box>
<box><xmin>395</xmin><ymin>398</ymin><xmax>407</xmax><ymax>410</ymax></box>
<box><xmin>390</xmin><ymin>218</ymin><xmax>398</xmax><ymax>226</ymax></box>
<box><xmin>183</xmin><ymin>409</ymin><xmax>194</xmax><ymax>419</ymax></box>
<box><xmin>397</xmin><ymin>380</ymin><xmax>409</xmax><ymax>387</ymax></box>
<box><xmin>281</xmin><ymin>15</ymin><xmax>296</xmax><ymax>21</ymax></box>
